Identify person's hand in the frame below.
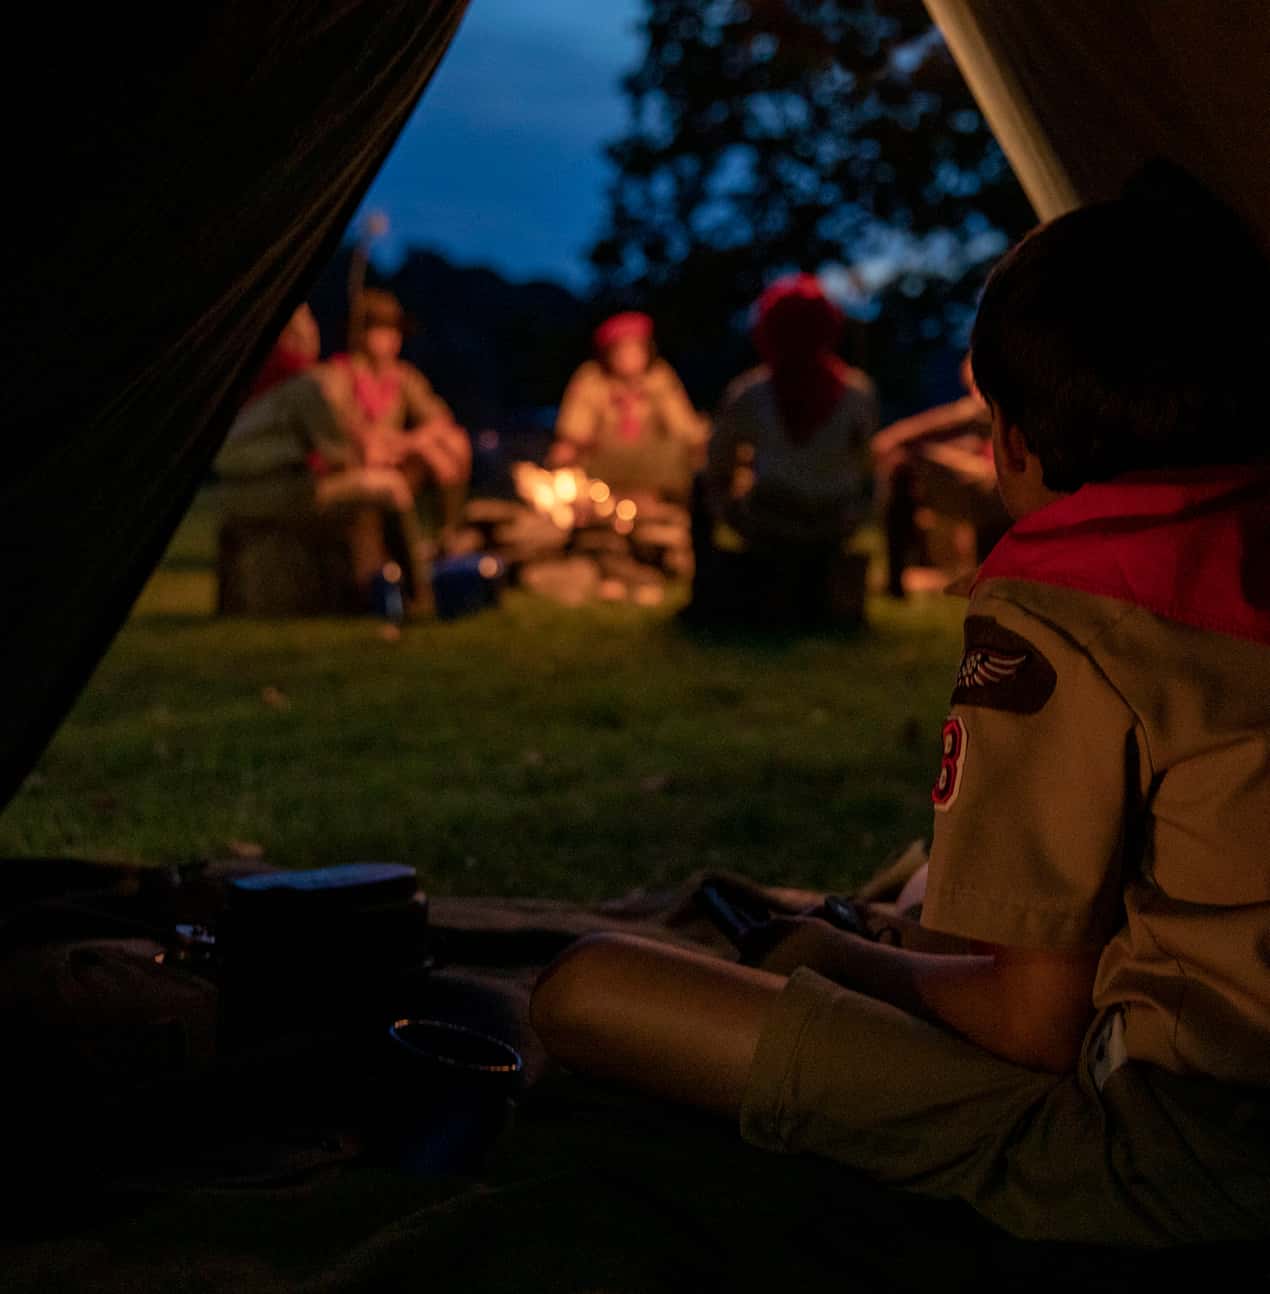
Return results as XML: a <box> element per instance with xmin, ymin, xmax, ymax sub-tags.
<box><xmin>738</xmin><ymin>914</ymin><xmax>837</xmax><ymax>975</ymax></box>
<box><xmin>871</xmin><ymin>435</ymin><xmax>906</xmax><ymax>476</ymax></box>
<box><xmin>364</xmin><ymin>443</ymin><xmax>399</xmax><ymax>469</ymax></box>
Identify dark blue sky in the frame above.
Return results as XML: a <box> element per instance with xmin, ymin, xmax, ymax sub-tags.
<box><xmin>351</xmin><ymin>1</ymin><xmax>643</xmax><ymax>291</ymax></box>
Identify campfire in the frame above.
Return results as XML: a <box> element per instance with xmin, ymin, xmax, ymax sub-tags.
<box><xmin>462</xmin><ymin>464</ymin><xmax>692</xmax><ymax>606</ymax></box>
<box><xmin>510</xmin><ymin>463</ymin><xmax>625</xmax><ymax>533</ymax></box>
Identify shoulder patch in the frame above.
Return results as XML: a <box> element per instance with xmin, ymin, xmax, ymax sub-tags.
<box><xmin>952</xmin><ymin>615</ymin><xmax>1056</xmax><ymax>714</ymax></box>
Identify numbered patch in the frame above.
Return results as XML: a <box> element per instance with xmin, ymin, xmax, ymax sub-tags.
<box><xmin>931</xmin><ymin>715</ymin><xmax>967</xmax><ymax>812</ymax></box>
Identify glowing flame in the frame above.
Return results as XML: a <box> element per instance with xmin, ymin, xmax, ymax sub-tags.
<box><xmin>512</xmin><ymin>462</ymin><xmax>621</xmax><ymax>534</ymax></box>
<box><xmin>554</xmin><ymin>470</ymin><xmax>578</xmax><ymax>503</ymax></box>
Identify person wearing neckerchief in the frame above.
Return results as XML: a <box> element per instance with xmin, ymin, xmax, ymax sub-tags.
<box><xmin>336</xmin><ymin>289</ymin><xmax>471</xmax><ymax>555</ymax></box>
<box><xmin>549</xmin><ymin>312</ymin><xmax>707</xmax><ymax>502</ymax></box>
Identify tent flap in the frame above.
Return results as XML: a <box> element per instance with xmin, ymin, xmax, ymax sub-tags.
<box><xmin>924</xmin><ymin>0</ymin><xmax>1270</xmax><ymax>250</ymax></box>
<box><xmin>0</xmin><ymin>1</ymin><xmax>469</xmax><ymax>809</ymax></box>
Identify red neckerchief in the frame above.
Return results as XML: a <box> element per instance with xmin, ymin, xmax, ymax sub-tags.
<box><xmin>974</xmin><ymin>466</ymin><xmax>1270</xmax><ymax>646</ymax></box>
<box><xmin>610</xmin><ymin>378</ymin><xmax>648</xmax><ymax>442</ymax></box>
<box><xmin>333</xmin><ymin>354</ymin><xmax>401</xmax><ymax>424</ymax></box>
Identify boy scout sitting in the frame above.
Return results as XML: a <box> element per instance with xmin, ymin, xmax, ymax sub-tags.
<box><xmin>530</xmin><ymin>170</ymin><xmax>1270</xmax><ymax>1247</ymax></box>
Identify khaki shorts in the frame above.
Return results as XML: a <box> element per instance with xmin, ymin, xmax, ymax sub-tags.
<box><xmin>740</xmin><ymin>969</ymin><xmax>1270</xmax><ymax>1247</ymax></box>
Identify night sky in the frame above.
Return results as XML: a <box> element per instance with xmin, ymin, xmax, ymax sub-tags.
<box><xmin>350</xmin><ymin>1</ymin><xmax>643</xmax><ymax>291</ymax></box>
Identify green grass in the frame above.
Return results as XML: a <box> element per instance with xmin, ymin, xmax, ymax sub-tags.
<box><xmin>0</xmin><ymin>495</ymin><xmax>965</xmax><ymax>900</ymax></box>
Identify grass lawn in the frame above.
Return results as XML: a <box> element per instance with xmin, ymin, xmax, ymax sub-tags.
<box><xmin>0</xmin><ymin>495</ymin><xmax>965</xmax><ymax>901</ymax></box>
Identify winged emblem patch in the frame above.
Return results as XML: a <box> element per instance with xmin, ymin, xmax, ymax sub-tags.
<box><xmin>950</xmin><ymin>616</ymin><xmax>1056</xmax><ymax>714</ymax></box>
<box><xmin>955</xmin><ymin>648</ymin><xmax>1028</xmax><ymax>691</ymax></box>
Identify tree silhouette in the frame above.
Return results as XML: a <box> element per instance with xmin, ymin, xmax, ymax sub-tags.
<box><xmin>590</xmin><ymin>0</ymin><xmax>1032</xmax><ymax>404</ymax></box>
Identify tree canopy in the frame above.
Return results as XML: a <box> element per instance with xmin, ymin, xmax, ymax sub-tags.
<box><xmin>589</xmin><ymin>0</ymin><xmax>1032</xmax><ymax>405</ymax></box>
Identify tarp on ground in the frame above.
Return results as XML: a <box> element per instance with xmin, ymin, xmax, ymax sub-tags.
<box><xmin>0</xmin><ymin>2</ymin><xmax>469</xmax><ymax>809</ymax></box>
<box><xmin>7</xmin><ymin>868</ymin><xmax>1253</xmax><ymax>1290</ymax></box>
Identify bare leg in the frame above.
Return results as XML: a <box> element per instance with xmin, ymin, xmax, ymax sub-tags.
<box><xmin>399</xmin><ymin>426</ymin><xmax>472</xmax><ymax>550</ymax></box>
<box><xmin>316</xmin><ymin>468</ymin><xmax>431</xmax><ymax>602</ymax></box>
<box><xmin>342</xmin><ymin>506</ymin><xmax>391</xmax><ymax>593</ymax></box>
<box><xmin>436</xmin><ymin>481</ymin><xmax>468</xmax><ymax>544</ymax></box>
<box><xmin>531</xmin><ymin>933</ymin><xmax>785</xmax><ymax>1118</ymax></box>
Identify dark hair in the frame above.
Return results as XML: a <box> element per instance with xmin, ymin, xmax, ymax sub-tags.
<box><xmin>971</xmin><ymin>162</ymin><xmax>1270</xmax><ymax>492</ymax></box>
<box><xmin>349</xmin><ymin>288</ymin><xmax>413</xmax><ymax>352</ymax></box>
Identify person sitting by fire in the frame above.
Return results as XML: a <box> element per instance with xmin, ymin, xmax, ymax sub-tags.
<box><xmin>683</xmin><ymin>274</ymin><xmax>878</xmax><ymax>626</ymax></box>
<box><xmin>245</xmin><ymin>302</ymin><xmax>322</xmax><ymax>403</ymax></box>
<box><xmin>215</xmin><ymin>314</ymin><xmax>434</xmax><ymax>610</ymax></box>
<box><xmin>335</xmin><ymin>288</ymin><xmax>472</xmax><ymax>555</ymax></box>
<box><xmin>872</xmin><ymin>354</ymin><xmax>1004</xmax><ymax>597</ymax></box>
<box><xmin>549</xmin><ymin>312</ymin><xmax>707</xmax><ymax>502</ymax></box>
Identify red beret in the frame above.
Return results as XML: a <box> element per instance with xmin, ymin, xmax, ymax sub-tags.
<box><xmin>752</xmin><ymin>274</ymin><xmax>842</xmax><ymax>364</ymax></box>
<box><xmin>754</xmin><ymin>274</ymin><xmax>839</xmax><ymax>325</ymax></box>
<box><xmin>594</xmin><ymin>311</ymin><xmax>654</xmax><ymax>352</ymax></box>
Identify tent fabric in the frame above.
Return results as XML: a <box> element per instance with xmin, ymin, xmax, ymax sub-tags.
<box><xmin>0</xmin><ymin>2</ymin><xmax>469</xmax><ymax>809</ymax></box>
<box><xmin>924</xmin><ymin>0</ymin><xmax>1270</xmax><ymax>252</ymax></box>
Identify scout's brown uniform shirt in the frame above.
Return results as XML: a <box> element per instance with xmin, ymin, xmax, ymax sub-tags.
<box><xmin>555</xmin><ymin>358</ymin><xmax>707</xmax><ymax>500</ymax></box>
<box><xmin>922</xmin><ymin>469</ymin><xmax>1270</xmax><ymax>1086</ymax></box>
<box><xmin>556</xmin><ymin>358</ymin><xmax>705</xmax><ymax>455</ymax></box>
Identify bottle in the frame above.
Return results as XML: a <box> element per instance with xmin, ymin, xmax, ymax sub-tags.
<box><xmin>372</xmin><ymin>561</ymin><xmax>405</xmax><ymax>626</ymax></box>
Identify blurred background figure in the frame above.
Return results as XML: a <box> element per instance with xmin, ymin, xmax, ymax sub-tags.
<box><xmin>871</xmin><ymin>354</ymin><xmax>1006</xmax><ymax>596</ymax></box>
<box><xmin>214</xmin><ymin>307</ymin><xmax>434</xmax><ymax>610</ymax></box>
<box><xmin>549</xmin><ymin>311</ymin><xmax>707</xmax><ymax>502</ymax></box>
<box><xmin>684</xmin><ymin>274</ymin><xmax>877</xmax><ymax>627</ymax></box>
<box><xmin>338</xmin><ymin>288</ymin><xmax>472</xmax><ymax>555</ymax></box>
<box><xmin>245</xmin><ymin>303</ymin><xmax>322</xmax><ymax>404</ymax></box>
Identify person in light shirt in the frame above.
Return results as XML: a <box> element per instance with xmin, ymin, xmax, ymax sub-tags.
<box><xmin>550</xmin><ymin>311</ymin><xmax>706</xmax><ymax>502</ymax></box>
<box><xmin>336</xmin><ymin>288</ymin><xmax>471</xmax><ymax>555</ymax></box>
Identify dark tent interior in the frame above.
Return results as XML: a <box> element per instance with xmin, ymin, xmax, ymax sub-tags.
<box><xmin>2</xmin><ymin>2</ymin><xmax>1267</xmax><ymax>1288</ymax></box>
